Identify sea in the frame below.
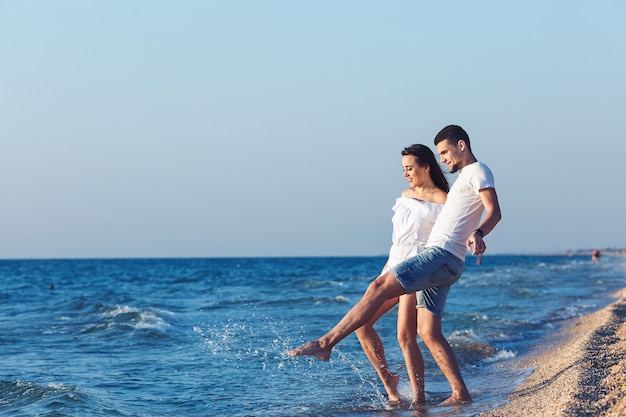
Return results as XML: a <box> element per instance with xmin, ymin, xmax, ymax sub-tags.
<box><xmin>0</xmin><ymin>254</ymin><xmax>624</xmax><ymax>417</ymax></box>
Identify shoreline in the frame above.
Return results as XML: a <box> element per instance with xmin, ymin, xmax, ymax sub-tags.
<box><xmin>480</xmin><ymin>287</ymin><xmax>626</xmax><ymax>416</ymax></box>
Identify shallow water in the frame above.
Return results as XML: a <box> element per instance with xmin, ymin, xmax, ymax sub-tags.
<box><xmin>0</xmin><ymin>255</ymin><xmax>623</xmax><ymax>416</ymax></box>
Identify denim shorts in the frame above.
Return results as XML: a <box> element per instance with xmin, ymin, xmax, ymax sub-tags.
<box><xmin>416</xmin><ymin>286</ymin><xmax>450</xmax><ymax>318</ymax></box>
<box><xmin>391</xmin><ymin>246</ymin><xmax>464</xmax><ymax>296</ymax></box>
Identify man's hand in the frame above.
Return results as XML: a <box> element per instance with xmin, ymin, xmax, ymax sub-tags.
<box><xmin>467</xmin><ymin>232</ymin><xmax>486</xmax><ymax>256</ymax></box>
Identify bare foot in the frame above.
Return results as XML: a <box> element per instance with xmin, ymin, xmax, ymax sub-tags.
<box><xmin>388</xmin><ymin>398</ymin><xmax>411</xmax><ymax>409</ymax></box>
<box><xmin>438</xmin><ymin>393</ymin><xmax>472</xmax><ymax>406</ymax></box>
<box><xmin>287</xmin><ymin>340</ymin><xmax>332</xmax><ymax>360</ymax></box>
<box><xmin>383</xmin><ymin>372</ymin><xmax>401</xmax><ymax>403</ymax></box>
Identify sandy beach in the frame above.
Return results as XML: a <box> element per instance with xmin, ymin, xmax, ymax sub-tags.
<box><xmin>480</xmin><ymin>285</ymin><xmax>626</xmax><ymax>416</ymax></box>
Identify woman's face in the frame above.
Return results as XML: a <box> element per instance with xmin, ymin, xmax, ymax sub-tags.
<box><xmin>402</xmin><ymin>155</ymin><xmax>427</xmax><ymax>188</ymax></box>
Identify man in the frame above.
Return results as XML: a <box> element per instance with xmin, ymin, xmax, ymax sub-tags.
<box><xmin>288</xmin><ymin>125</ymin><xmax>502</xmax><ymax>405</ymax></box>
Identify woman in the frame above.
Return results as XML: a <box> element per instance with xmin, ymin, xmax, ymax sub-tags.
<box><xmin>355</xmin><ymin>144</ymin><xmax>451</xmax><ymax>405</ymax></box>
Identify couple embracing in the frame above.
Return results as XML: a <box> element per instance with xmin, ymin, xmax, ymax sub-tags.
<box><xmin>289</xmin><ymin>124</ymin><xmax>502</xmax><ymax>407</ymax></box>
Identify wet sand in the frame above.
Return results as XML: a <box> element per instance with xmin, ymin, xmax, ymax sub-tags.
<box><xmin>480</xmin><ymin>287</ymin><xmax>626</xmax><ymax>416</ymax></box>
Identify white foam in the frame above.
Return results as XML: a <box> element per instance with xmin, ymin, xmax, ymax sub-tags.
<box><xmin>134</xmin><ymin>311</ymin><xmax>171</xmax><ymax>331</ymax></box>
<box><xmin>482</xmin><ymin>349</ymin><xmax>517</xmax><ymax>363</ymax></box>
<box><xmin>101</xmin><ymin>305</ymin><xmax>173</xmax><ymax>331</ymax></box>
<box><xmin>102</xmin><ymin>305</ymin><xmax>140</xmax><ymax>318</ymax></box>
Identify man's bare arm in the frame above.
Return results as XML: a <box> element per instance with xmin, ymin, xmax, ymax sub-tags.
<box><xmin>466</xmin><ymin>188</ymin><xmax>502</xmax><ymax>255</ymax></box>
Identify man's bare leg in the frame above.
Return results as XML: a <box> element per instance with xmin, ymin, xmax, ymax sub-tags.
<box><xmin>355</xmin><ymin>297</ymin><xmax>402</xmax><ymax>403</ymax></box>
<box><xmin>418</xmin><ymin>311</ymin><xmax>472</xmax><ymax>405</ymax></box>
<box><xmin>288</xmin><ymin>272</ymin><xmax>406</xmax><ymax>359</ymax></box>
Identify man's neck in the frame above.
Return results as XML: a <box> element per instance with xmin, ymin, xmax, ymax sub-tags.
<box><xmin>459</xmin><ymin>154</ymin><xmax>478</xmax><ymax>171</ymax></box>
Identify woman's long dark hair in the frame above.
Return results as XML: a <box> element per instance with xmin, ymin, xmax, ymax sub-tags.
<box><xmin>401</xmin><ymin>144</ymin><xmax>449</xmax><ymax>193</ymax></box>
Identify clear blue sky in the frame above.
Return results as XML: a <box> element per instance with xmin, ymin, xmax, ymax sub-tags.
<box><xmin>1</xmin><ymin>1</ymin><xmax>624</xmax><ymax>259</ymax></box>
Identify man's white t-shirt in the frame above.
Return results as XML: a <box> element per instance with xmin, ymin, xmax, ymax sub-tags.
<box><xmin>426</xmin><ymin>161</ymin><xmax>495</xmax><ymax>260</ymax></box>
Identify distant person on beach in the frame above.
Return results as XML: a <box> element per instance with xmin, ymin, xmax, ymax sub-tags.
<box><xmin>355</xmin><ymin>144</ymin><xmax>450</xmax><ymax>405</ymax></box>
<box><xmin>289</xmin><ymin>125</ymin><xmax>502</xmax><ymax>406</ymax></box>
<box><xmin>592</xmin><ymin>250</ymin><xmax>601</xmax><ymax>263</ymax></box>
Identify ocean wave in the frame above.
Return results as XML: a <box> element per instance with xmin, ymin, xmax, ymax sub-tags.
<box><xmin>0</xmin><ymin>379</ymin><xmax>137</xmax><ymax>417</ymax></box>
<box><xmin>102</xmin><ymin>305</ymin><xmax>173</xmax><ymax>329</ymax></box>
<box><xmin>76</xmin><ymin>304</ymin><xmax>174</xmax><ymax>338</ymax></box>
<box><xmin>289</xmin><ymin>278</ymin><xmax>349</xmax><ymax>290</ymax></box>
<box><xmin>481</xmin><ymin>348</ymin><xmax>517</xmax><ymax>363</ymax></box>
<box><xmin>549</xmin><ymin>301</ymin><xmax>597</xmax><ymax>321</ymax></box>
<box><xmin>447</xmin><ymin>330</ymin><xmax>501</xmax><ymax>364</ymax></box>
<box><xmin>259</xmin><ymin>296</ymin><xmax>320</xmax><ymax>307</ymax></box>
<box><xmin>254</xmin><ymin>294</ymin><xmax>353</xmax><ymax>307</ymax></box>
<box><xmin>0</xmin><ymin>380</ymin><xmax>83</xmax><ymax>409</ymax></box>
<box><xmin>315</xmin><ymin>295</ymin><xmax>351</xmax><ymax>305</ymax></box>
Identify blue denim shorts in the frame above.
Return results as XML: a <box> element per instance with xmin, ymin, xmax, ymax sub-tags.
<box><xmin>415</xmin><ymin>286</ymin><xmax>450</xmax><ymax>318</ymax></box>
<box><xmin>391</xmin><ymin>247</ymin><xmax>464</xmax><ymax>296</ymax></box>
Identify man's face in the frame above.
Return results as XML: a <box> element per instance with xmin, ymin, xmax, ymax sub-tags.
<box><xmin>436</xmin><ymin>139</ymin><xmax>463</xmax><ymax>173</ymax></box>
